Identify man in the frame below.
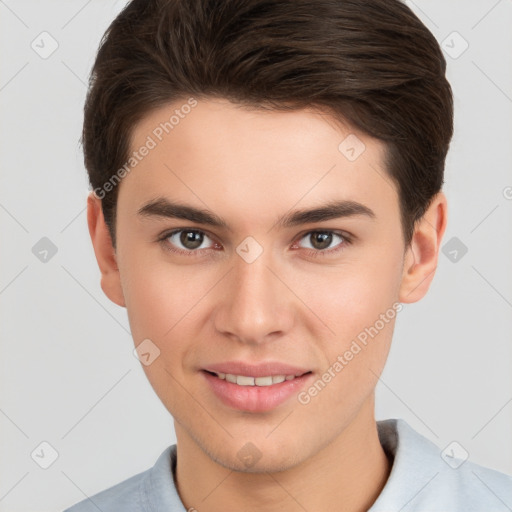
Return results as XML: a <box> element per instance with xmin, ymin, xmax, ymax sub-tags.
<box><xmin>65</xmin><ymin>0</ymin><xmax>512</xmax><ymax>510</ymax></box>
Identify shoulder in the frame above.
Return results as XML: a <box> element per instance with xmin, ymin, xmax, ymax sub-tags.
<box><xmin>63</xmin><ymin>445</ymin><xmax>177</xmax><ymax>512</ymax></box>
<box><xmin>372</xmin><ymin>419</ymin><xmax>512</xmax><ymax>511</ymax></box>
<box><xmin>63</xmin><ymin>470</ymin><xmax>148</xmax><ymax>512</ymax></box>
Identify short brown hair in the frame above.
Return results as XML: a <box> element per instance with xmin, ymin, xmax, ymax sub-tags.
<box><xmin>83</xmin><ymin>0</ymin><xmax>453</xmax><ymax>249</ymax></box>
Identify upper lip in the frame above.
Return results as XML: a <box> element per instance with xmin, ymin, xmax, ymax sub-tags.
<box><xmin>203</xmin><ymin>361</ymin><xmax>311</xmax><ymax>378</ymax></box>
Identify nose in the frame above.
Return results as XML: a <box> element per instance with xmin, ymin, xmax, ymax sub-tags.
<box><xmin>212</xmin><ymin>248</ymin><xmax>295</xmax><ymax>346</ymax></box>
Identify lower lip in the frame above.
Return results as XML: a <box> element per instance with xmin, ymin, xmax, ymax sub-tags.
<box><xmin>202</xmin><ymin>371</ymin><xmax>313</xmax><ymax>412</ymax></box>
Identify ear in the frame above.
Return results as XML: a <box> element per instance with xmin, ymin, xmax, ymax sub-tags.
<box><xmin>87</xmin><ymin>191</ymin><xmax>126</xmax><ymax>308</ymax></box>
<box><xmin>399</xmin><ymin>191</ymin><xmax>448</xmax><ymax>303</ymax></box>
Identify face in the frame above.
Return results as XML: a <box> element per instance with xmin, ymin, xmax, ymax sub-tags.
<box><xmin>100</xmin><ymin>98</ymin><xmax>418</xmax><ymax>472</ymax></box>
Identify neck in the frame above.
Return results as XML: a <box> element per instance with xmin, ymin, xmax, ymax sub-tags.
<box><xmin>174</xmin><ymin>397</ymin><xmax>391</xmax><ymax>512</ymax></box>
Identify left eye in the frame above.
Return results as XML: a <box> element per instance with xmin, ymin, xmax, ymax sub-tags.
<box><xmin>166</xmin><ymin>229</ymin><xmax>215</xmax><ymax>251</ymax></box>
<box><xmin>296</xmin><ymin>231</ymin><xmax>345</xmax><ymax>251</ymax></box>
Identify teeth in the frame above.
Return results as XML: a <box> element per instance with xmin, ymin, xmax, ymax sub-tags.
<box><xmin>255</xmin><ymin>376</ymin><xmax>272</xmax><ymax>386</ymax></box>
<box><xmin>214</xmin><ymin>372</ymin><xmax>298</xmax><ymax>386</ymax></box>
<box><xmin>237</xmin><ymin>375</ymin><xmax>255</xmax><ymax>386</ymax></box>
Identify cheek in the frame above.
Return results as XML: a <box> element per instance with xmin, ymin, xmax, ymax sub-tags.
<box><xmin>294</xmin><ymin>262</ymin><xmax>400</xmax><ymax>341</ymax></box>
<box><xmin>119</xmin><ymin>245</ymin><xmax>209</xmax><ymax>339</ymax></box>
<box><xmin>299</xmin><ymin>281</ymin><xmax>398</xmax><ymax>417</ymax></box>
<box><xmin>121</xmin><ymin>257</ymin><xmax>205</xmax><ymax>408</ymax></box>
<box><xmin>291</xmin><ymin>251</ymin><xmax>402</xmax><ymax>391</ymax></box>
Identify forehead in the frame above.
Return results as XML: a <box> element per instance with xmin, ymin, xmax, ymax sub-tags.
<box><xmin>118</xmin><ymin>98</ymin><xmax>399</xmax><ymax>227</ymax></box>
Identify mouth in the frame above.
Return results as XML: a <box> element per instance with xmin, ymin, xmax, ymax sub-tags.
<box><xmin>203</xmin><ymin>370</ymin><xmax>311</xmax><ymax>387</ymax></box>
<box><xmin>201</xmin><ymin>367</ymin><xmax>314</xmax><ymax>412</ymax></box>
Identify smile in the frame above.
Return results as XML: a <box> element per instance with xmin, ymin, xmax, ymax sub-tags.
<box><xmin>211</xmin><ymin>371</ymin><xmax>300</xmax><ymax>386</ymax></box>
<box><xmin>202</xmin><ymin>369</ymin><xmax>314</xmax><ymax>412</ymax></box>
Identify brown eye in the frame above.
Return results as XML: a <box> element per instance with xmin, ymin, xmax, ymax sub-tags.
<box><xmin>309</xmin><ymin>232</ymin><xmax>333</xmax><ymax>250</ymax></box>
<box><xmin>164</xmin><ymin>229</ymin><xmax>216</xmax><ymax>252</ymax></box>
<box><xmin>180</xmin><ymin>230</ymin><xmax>204</xmax><ymax>249</ymax></box>
<box><xmin>295</xmin><ymin>230</ymin><xmax>348</xmax><ymax>254</ymax></box>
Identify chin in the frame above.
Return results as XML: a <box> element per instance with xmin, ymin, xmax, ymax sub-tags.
<box><xmin>203</xmin><ymin>436</ymin><xmax>308</xmax><ymax>474</ymax></box>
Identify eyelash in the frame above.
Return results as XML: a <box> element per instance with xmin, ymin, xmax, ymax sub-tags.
<box><xmin>157</xmin><ymin>228</ymin><xmax>353</xmax><ymax>258</ymax></box>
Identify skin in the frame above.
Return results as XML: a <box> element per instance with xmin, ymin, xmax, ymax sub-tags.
<box><xmin>87</xmin><ymin>97</ymin><xmax>447</xmax><ymax>512</ymax></box>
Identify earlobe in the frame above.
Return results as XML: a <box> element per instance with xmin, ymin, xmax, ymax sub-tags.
<box><xmin>87</xmin><ymin>191</ymin><xmax>126</xmax><ymax>308</ymax></box>
<box><xmin>398</xmin><ymin>192</ymin><xmax>448</xmax><ymax>304</ymax></box>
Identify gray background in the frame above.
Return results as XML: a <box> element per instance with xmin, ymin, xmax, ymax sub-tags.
<box><xmin>1</xmin><ymin>1</ymin><xmax>511</xmax><ymax>510</ymax></box>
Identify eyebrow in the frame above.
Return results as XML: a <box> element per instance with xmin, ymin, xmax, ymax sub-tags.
<box><xmin>137</xmin><ymin>197</ymin><xmax>376</xmax><ymax>229</ymax></box>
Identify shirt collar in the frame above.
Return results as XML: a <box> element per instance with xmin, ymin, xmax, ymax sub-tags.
<box><xmin>369</xmin><ymin>418</ymin><xmax>446</xmax><ymax>511</ymax></box>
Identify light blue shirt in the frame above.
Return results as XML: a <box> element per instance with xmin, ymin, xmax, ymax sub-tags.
<box><xmin>63</xmin><ymin>418</ymin><xmax>512</xmax><ymax>511</ymax></box>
